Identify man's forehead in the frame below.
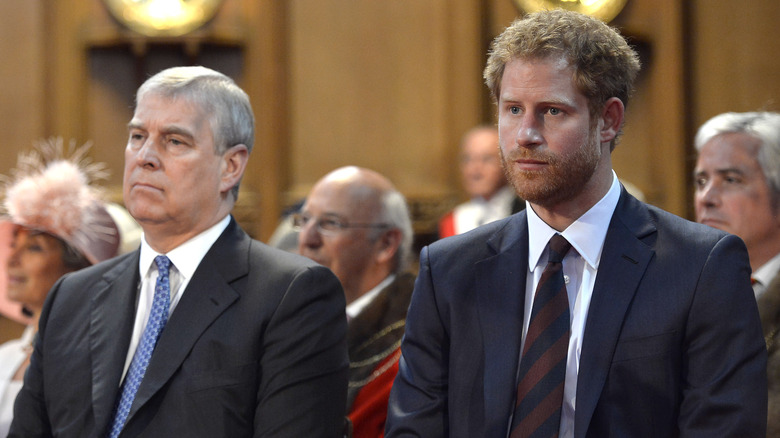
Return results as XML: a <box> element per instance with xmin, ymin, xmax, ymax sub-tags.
<box><xmin>307</xmin><ymin>184</ymin><xmax>377</xmax><ymax>219</ymax></box>
<box><xmin>698</xmin><ymin>136</ymin><xmax>762</xmax><ymax>168</ymax></box>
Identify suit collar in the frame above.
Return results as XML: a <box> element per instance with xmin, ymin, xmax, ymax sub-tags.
<box><xmin>478</xmin><ymin>212</ymin><xmax>530</xmax><ymax>435</ymax></box>
<box><xmin>573</xmin><ymin>189</ymin><xmax>656</xmax><ymax>437</ymax></box>
<box><xmin>476</xmin><ymin>190</ymin><xmax>657</xmax><ymax>437</ymax></box>
<box><xmin>139</xmin><ymin>215</ymin><xmax>231</xmax><ymax>285</ymax></box>
<box><xmin>526</xmin><ymin>171</ymin><xmax>622</xmax><ymax>270</ymax></box>
<box><xmin>92</xmin><ymin>218</ymin><xmax>250</xmax><ymax>429</ymax></box>
<box><xmin>127</xmin><ymin>218</ymin><xmax>249</xmax><ymax>419</ymax></box>
<box><xmin>90</xmin><ymin>252</ymin><xmax>142</xmax><ymax>432</ymax></box>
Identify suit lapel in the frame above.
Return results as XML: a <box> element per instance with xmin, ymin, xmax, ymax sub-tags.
<box><xmin>477</xmin><ymin>213</ymin><xmax>529</xmax><ymax>436</ymax></box>
<box><xmin>125</xmin><ymin>220</ymin><xmax>248</xmax><ymax>421</ymax></box>
<box><xmin>89</xmin><ymin>253</ymin><xmax>142</xmax><ymax>432</ymax></box>
<box><xmin>573</xmin><ymin>191</ymin><xmax>655</xmax><ymax>437</ymax></box>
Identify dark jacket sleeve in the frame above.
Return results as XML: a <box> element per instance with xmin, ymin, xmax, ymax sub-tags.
<box><xmin>677</xmin><ymin>234</ymin><xmax>767</xmax><ymax>436</ymax></box>
<box><xmin>9</xmin><ymin>276</ymin><xmax>65</xmax><ymax>438</ymax></box>
<box><xmin>385</xmin><ymin>246</ymin><xmax>449</xmax><ymax>437</ymax></box>
<box><xmin>254</xmin><ymin>264</ymin><xmax>349</xmax><ymax>437</ymax></box>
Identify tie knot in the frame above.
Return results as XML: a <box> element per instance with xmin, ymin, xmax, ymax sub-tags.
<box><xmin>154</xmin><ymin>255</ymin><xmax>171</xmax><ymax>274</ymax></box>
<box><xmin>547</xmin><ymin>234</ymin><xmax>571</xmax><ymax>264</ymax></box>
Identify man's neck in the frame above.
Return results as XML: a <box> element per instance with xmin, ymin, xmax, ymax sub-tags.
<box><xmin>749</xmin><ymin>243</ymin><xmax>780</xmax><ymax>273</ymax></box>
<box><xmin>141</xmin><ymin>207</ymin><xmax>232</xmax><ymax>253</ymax></box>
<box><xmin>532</xmin><ymin>176</ymin><xmax>613</xmax><ymax>231</ymax></box>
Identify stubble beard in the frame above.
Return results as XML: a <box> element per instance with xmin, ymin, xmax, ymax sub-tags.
<box><xmin>500</xmin><ymin>131</ymin><xmax>601</xmax><ymax>208</ymax></box>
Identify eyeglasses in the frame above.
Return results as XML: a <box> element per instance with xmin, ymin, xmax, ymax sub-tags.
<box><xmin>291</xmin><ymin>212</ymin><xmax>389</xmax><ymax>236</ymax></box>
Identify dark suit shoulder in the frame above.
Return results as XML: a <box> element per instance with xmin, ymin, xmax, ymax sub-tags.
<box><xmin>65</xmin><ymin>250</ymin><xmax>137</xmax><ymax>280</ymax></box>
<box><xmin>51</xmin><ymin>250</ymin><xmax>139</xmax><ymax>299</ymax></box>
<box><xmin>247</xmin><ymin>239</ymin><xmax>323</xmax><ymax>271</ymax></box>
<box><xmin>428</xmin><ymin>214</ymin><xmax>520</xmax><ymax>260</ymax></box>
<box><xmin>245</xmin><ymin>240</ymin><xmax>337</xmax><ymax>287</ymax></box>
<box><xmin>628</xmin><ymin>197</ymin><xmax>734</xmax><ymax>252</ymax></box>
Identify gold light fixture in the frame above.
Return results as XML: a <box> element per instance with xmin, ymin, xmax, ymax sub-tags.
<box><xmin>512</xmin><ymin>0</ymin><xmax>629</xmax><ymax>23</ymax></box>
<box><xmin>103</xmin><ymin>0</ymin><xmax>224</xmax><ymax>37</ymax></box>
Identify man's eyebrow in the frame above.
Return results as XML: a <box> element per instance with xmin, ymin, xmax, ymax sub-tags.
<box><xmin>694</xmin><ymin>166</ymin><xmax>746</xmax><ymax>176</ymax></box>
<box><xmin>126</xmin><ymin>122</ymin><xmax>194</xmax><ymax>139</ymax></box>
<box><xmin>715</xmin><ymin>167</ymin><xmax>746</xmax><ymax>175</ymax></box>
<box><xmin>160</xmin><ymin>125</ymin><xmax>195</xmax><ymax>138</ymax></box>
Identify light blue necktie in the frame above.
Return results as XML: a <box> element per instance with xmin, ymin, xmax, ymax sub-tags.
<box><xmin>108</xmin><ymin>255</ymin><xmax>172</xmax><ymax>438</ymax></box>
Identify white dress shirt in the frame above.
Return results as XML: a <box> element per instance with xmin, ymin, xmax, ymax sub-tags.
<box><xmin>120</xmin><ymin>215</ymin><xmax>231</xmax><ymax>381</ymax></box>
<box><xmin>0</xmin><ymin>326</ymin><xmax>35</xmax><ymax>437</ymax></box>
<box><xmin>518</xmin><ymin>171</ymin><xmax>621</xmax><ymax>438</ymax></box>
<box><xmin>752</xmin><ymin>251</ymin><xmax>780</xmax><ymax>300</ymax></box>
<box><xmin>346</xmin><ymin>274</ymin><xmax>396</xmax><ymax>321</ymax></box>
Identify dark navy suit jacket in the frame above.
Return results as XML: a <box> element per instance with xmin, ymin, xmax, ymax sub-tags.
<box><xmin>387</xmin><ymin>189</ymin><xmax>767</xmax><ymax>437</ymax></box>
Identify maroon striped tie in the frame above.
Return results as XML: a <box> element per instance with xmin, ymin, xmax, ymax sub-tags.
<box><xmin>511</xmin><ymin>234</ymin><xmax>571</xmax><ymax>438</ymax></box>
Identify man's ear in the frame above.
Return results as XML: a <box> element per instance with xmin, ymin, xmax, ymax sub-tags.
<box><xmin>375</xmin><ymin>228</ymin><xmax>402</xmax><ymax>265</ymax></box>
<box><xmin>599</xmin><ymin>97</ymin><xmax>625</xmax><ymax>144</ymax></box>
<box><xmin>220</xmin><ymin>144</ymin><xmax>249</xmax><ymax>194</ymax></box>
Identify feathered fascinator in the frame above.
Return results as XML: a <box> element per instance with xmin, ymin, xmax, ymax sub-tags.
<box><xmin>1</xmin><ymin>138</ymin><xmax>120</xmax><ymax>265</ymax></box>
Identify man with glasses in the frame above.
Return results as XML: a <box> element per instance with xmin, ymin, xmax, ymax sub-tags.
<box><xmin>296</xmin><ymin>166</ymin><xmax>415</xmax><ymax>438</ymax></box>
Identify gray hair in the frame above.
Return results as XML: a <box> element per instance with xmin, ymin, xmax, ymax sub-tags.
<box><xmin>371</xmin><ymin>189</ymin><xmax>413</xmax><ymax>274</ymax></box>
<box><xmin>695</xmin><ymin>112</ymin><xmax>780</xmax><ymax>197</ymax></box>
<box><xmin>136</xmin><ymin>66</ymin><xmax>255</xmax><ymax>198</ymax></box>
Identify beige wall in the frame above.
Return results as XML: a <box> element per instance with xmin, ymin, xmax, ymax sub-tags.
<box><xmin>286</xmin><ymin>0</ymin><xmax>489</xmax><ymax>235</ymax></box>
<box><xmin>690</xmin><ymin>0</ymin><xmax>780</xmax><ymax>122</ymax></box>
<box><xmin>0</xmin><ymin>0</ymin><xmax>45</xmax><ymax>175</ymax></box>
<box><xmin>0</xmin><ymin>0</ymin><xmax>777</xmax><ymax>239</ymax></box>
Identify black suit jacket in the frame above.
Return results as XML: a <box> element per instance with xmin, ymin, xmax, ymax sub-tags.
<box><xmin>386</xmin><ymin>189</ymin><xmax>767</xmax><ymax>437</ymax></box>
<box><xmin>11</xmin><ymin>218</ymin><xmax>349</xmax><ymax>437</ymax></box>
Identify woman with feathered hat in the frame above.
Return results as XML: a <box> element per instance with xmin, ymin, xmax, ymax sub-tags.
<box><xmin>0</xmin><ymin>139</ymin><xmax>134</xmax><ymax>436</ymax></box>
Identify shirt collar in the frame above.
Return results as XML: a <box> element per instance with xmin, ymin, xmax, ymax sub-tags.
<box><xmin>753</xmin><ymin>251</ymin><xmax>780</xmax><ymax>288</ymax></box>
<box><xmin>139</xmin><ymin>215</ymin><xmax>231</xmax><ymax>280</ymax></box>
<box><xmin>346</xmin><ymin>274</ymin><xmax>396</xmax><ymax>319</ymax></box>
<box><xmin>527</xmin><ymin>171</ymin><xmax>621</xmax><ymax>270</ymax></box>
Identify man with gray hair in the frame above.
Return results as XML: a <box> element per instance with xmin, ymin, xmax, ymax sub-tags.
<box><xmin>694</xmin><ymin>110</ymin><xmax>780</xmax><ymax>435</ymax></box>
<box><xmin>10</xmin><ymin>66</ymin><xmax>349</xmax><ymax>437</ymax></box>
<box><xmin>296</xmin><ymin>166</ymin><xmax>415</xmax><ymax>437</ymax></box>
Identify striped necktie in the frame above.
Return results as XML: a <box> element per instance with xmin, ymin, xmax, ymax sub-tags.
<box><xmin>511</xmin><ymin>234</ymin><xmax>571</xmax><ymax>438</ymax></box>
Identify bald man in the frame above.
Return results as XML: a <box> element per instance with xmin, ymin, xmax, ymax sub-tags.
<box><xmin>296</xmin><ymin>167</ymin><xmax>415</xmax><ymax>437</ymax></box>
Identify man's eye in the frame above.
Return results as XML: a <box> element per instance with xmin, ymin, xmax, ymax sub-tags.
<box><xmin>548</xmin><ymin>108</ymin><xmax>561</xmax><ymax>115</ymax></box>
<box><xmin>320</xmin><ymin>219</ymin><xmax>341</xmax><ymax>230</ymax></box>
<box><xmin>509</xmin><ymin>106</ymin><xmax>520</xmax><ymax>115</ymax></box>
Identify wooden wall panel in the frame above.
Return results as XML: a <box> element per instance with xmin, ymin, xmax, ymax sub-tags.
<box><xmin>689</xmin><ymin>0</ymin><xmax>780</xmax><ymax>126</ymax></box>
<box><xmin>0</xmin><ymin>0</ymin><xmax>45</xmax><ymax>175</ymax></box>
<box><xmin>286</xmin><ymin>0</ymin><xmax>485</xmax><ymax>217</ymax></box>
<box><xmin>0</xmin><ymin>0</ymin><xmax>776</xmax><ymax>238</ymax></box>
